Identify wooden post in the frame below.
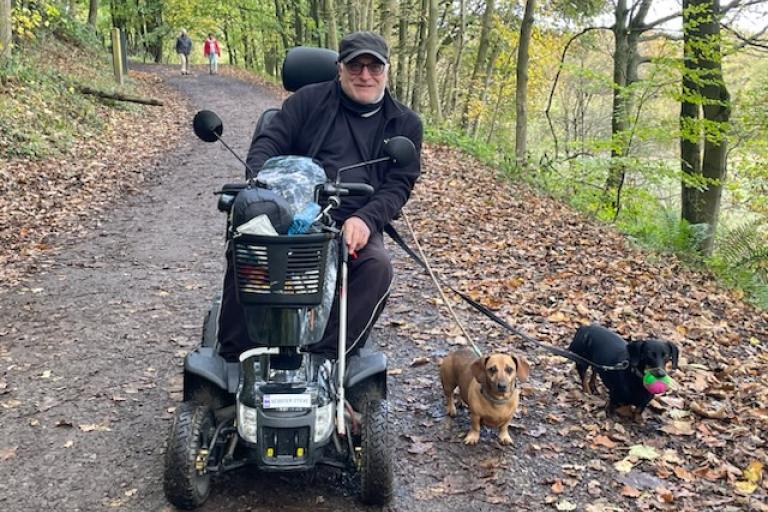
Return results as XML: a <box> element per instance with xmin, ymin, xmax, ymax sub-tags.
<box><xmin>111</xmin><ymin>28</ymin><xmax>124</xmax><ymax>85</ymax></box>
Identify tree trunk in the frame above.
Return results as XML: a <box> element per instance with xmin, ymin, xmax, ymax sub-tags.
<box><xmin>606</xmin><ymin>0</ymin><xmax>630</xmax><ymax>194</ymax></box>
<box><xmin>144</xmin><ymin>0</ymin><xmax>163</xmax><ymax>63</ymax></box>
<box><xmin>293</xmin><ymin>0</ymin><xmax>304</xmax><ymax>46</ymax></box>
<box><xmin>471</xmin><ymin>41</ymin><xmax>500</xmax><ymax>138</ymax></box>
<box><xmin>0</xmin><ymin>0</ymin><xmax>11</xmax><ymax>62</ymax></box>
<box><xmin>410</xmin><ymin>0</ymin><xmax>428</xmax><ymax>112</ymax></box>
<box><xmin>681</xmin><ymin>0</ymin><xmax>730</xmax><ymax>256</ymax></box>
<box><xmin>110</xmin><ymin>0</ymin><xmax>129</xmax><ymax>31</ymax></box>
<box><xmin>367</xmin><ymin>0</ymin><xmax>375</xmax><ymax>30</ymax></box>
<box><xmin>425</xmin><ymin>0</ymin><xmax>442</xmax><ymax>122</ymax></box>
<box><xmin>310</xmin><ymin>0</ymin><xmax>322</xmax><ymax>46</ymax></box>
<box><xmin>380</xmin><ymin>0</ymin><xmax>396</xmax><ymax>47</ymax></box>
<box><xmin>349</xmin><ymin>0</ymin><xmax>359</xmax><ymax>32</ymax></box>
<box><xmin>274</xmin><ymin>0</ymin><xmax>291</xmax><ymax>51</ymax></box>
<box><xmin>606</xmin><ymin>0</ymin><xmax>652</xmax><ymax>198</ymax></box>
<box><xmin>461</xmin><ymin>0</ymin><xmax>495</xmax><ymax>130</ymax></box>
<box><xmin>445</xmin><ymin>0</ymin><xmax>465</xmax><ymax>115</ymax></box>
<box><xmin>515</xmin><ymin>0</ymin><xmax>535</xmax><ymax>168</ymax></box>
<box><xmin>488</xmin><ymin>50</ymin><xmax>514</xmax><ymax>144</ymax></box>
<box><xmin>380</xmin><ymin>0</ymin><xmax>397</xmax><ymax>92</ymax></box>
<box><xmin>88</xmin><ymin>0</ymin><xmax>98</xmax><ymax>27</ymax></box>
<box><xmin>394</xmin><ymin>0</ymin><xmax>410</xmax><ymax>100</ymax></box>
<box><xmin>324</xmin><ymin>0</ymin><xmax>338</xmax><ymax>50</ymax></box>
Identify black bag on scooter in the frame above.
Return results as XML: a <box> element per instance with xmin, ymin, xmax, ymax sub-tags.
<box><xmin>231</xmin><ymin>187</ymin><xmax>293</xmax><ymax>235</ymax></box>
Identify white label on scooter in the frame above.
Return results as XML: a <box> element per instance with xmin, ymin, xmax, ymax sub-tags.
<box><xmin>263</xmin><ymin>394</ymin><xmax>312</xmax><ymax>409</ymax></box>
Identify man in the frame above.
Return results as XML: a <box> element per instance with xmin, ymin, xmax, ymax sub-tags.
<box><xmin>218</xmin><ymin>31</ymin><xmax>423</xmax><ymax>361</ymax></box>
<box><xmin>175</xmin><ymin>30</ymin><xmax>192</xmax><ymax>75</ymax></box>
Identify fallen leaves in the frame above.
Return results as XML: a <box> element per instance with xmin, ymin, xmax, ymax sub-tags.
<box><xmin>78</xmin><ymin>423</ymin><xmax>112</xmax><ymax>432</ymax></box>
<box><xmin>0</xmin><ymin>66</ymin><xmax>188</xmax><ymax>292</ymax></box>
<box><xmin>733</xmin><ymin>460</ymin><xmax>764</xmax><ymax>495</ymax></box>
<box><xmin>0</xmin><ymin>446</ymin><xmax>17</xmax><ymax>460</ymax></box>
<box><xmin>660</xmin><ymin>420</ymin><xmax>695</xmax><ymax>436</ymax></box>
<box><xmin>627</xmin><ymin>445</ymin><xmax>660</xmax><ymax>461</ymax></box>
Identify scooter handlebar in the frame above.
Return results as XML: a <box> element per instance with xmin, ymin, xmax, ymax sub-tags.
<box><xmin>319</xmin><ymin>183</ymin><xmax>374</xmax><ymax>197</ymax></box>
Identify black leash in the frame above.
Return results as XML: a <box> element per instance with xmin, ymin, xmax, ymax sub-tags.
<box><xmin>385</xmin><ymin>223</ymin><xmax>629</xmax><ymax>372</ymax></box>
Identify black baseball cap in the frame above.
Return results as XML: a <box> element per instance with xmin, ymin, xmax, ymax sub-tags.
<box><xmin>338</xmin><ymin>31</ymin><xmax>389</xmax><ymax>64</ymax></box>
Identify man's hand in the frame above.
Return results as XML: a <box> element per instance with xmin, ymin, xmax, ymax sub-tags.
<box><xmin>342</xmin><ymin>216</ymin><xmax>371</xmax><ymax>255</ymax></box>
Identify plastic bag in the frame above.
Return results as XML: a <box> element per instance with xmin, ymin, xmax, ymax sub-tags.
<box><xmin>258</xmin><ymin>156</ymin><xmax>327</xmax><ymax>217</ymax></box>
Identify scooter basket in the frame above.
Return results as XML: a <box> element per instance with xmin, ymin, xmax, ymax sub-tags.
<box><xmin>232</xmin><ymin>232</ymin><xmax>334</xmax><ymax>307</ymax></box>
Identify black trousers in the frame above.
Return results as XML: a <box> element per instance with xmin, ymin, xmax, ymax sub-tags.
<box><xmin>217</xmin><ymin>233</ymin><xmax>393</xmax><ymax>361</ymax></box>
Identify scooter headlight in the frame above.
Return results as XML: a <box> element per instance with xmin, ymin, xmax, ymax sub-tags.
<box><xmin>237</xmin><ymin>403</ymin><xmax>259</xmax><ymax>444</ymax></box>
<box><xmin>314</xmin><ymin>402</ymin><xmax>334</xmax><ymax>442</ymax></box>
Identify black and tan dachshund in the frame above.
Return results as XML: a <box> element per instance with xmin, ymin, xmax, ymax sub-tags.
<box><xmin>568</xmin><ymin>324</ymin><xmax>679</xmax><ymax>420</ymax></box>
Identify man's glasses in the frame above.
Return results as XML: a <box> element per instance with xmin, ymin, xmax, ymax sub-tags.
<box><xmin>345</xmin><ymin>61</ymin><xmax>386</xmax><ymax>76</ymax></box>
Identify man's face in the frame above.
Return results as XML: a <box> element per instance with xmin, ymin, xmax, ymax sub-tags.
<box><xmin>338</xmin><ymin>55</ymin><xmax>388</xmax><ymax>105</ymax></box>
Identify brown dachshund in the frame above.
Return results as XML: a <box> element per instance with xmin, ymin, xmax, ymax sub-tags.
<box><xmin>439</xmin><ymin>349</ymin><xmax>530</xmax><ymax>445</ymax></box>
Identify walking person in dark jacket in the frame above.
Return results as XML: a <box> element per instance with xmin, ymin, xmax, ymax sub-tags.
<box><xmin>175</xmin><ymin>29</ymin><xmax>192</xmax><ymax>75</ymax></box>
<box><xmin>217</xmin><ymin>31</ymin><xmax>423</xmax><ymax>361</ymax></box>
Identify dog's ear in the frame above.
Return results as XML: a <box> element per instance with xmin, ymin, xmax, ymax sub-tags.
<box><xmin>666</xmin><ymin>341</ymin><xmax>679</xmax><ymax>370</ymax></box>
<box><xmin>471</xmin><ymin>357</ymin><xmax>488</xmax><ymax>385</ymax></box>
<box><xmin>627</xmin><ymin>341</ymin><xmax>644</xmax><ymax>369</ymax></box>
<box><xmin>513</xmin><ymin>354</ymin><xmax>530</xmax><ymax>382</ymax></box>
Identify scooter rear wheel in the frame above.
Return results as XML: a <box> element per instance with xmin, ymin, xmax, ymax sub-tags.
<box><xmin>359</xmin><ymin>398</ymin><xmax>393</xmax><ymax>505</ymax></box>
<box><xmin>163</xmin><ymin>402</ymin><xmax>215</xmax><ymax>509</ymax></box>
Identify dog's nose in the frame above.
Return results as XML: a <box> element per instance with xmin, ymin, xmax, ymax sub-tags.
<box><xmin>497</xmin><ymin>382</ymin><xmax>508</xmax><ymax>392</ymax></box>
<box><xmin>652</xmin><ymin>369</ymin><xmax>667</xmax><ymax>378</ymax></box>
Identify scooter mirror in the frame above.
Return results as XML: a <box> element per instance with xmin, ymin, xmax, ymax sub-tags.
<box><xmin>383</xmin><ymin>136</ymin><xmax>417</xmax><ymax>168</ymax></box>
<box><xmin>193</xmin><ymin>110</ymin><xmax>224</xmax><ymax>143</ymax></box>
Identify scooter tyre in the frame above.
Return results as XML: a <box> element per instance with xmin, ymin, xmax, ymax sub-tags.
<box><xmin>359</xmin><ymin>398</ymin><xmax>394</xmax><ymax>505</ymax></box>
<box><xmin>163</xmin><ymin>402</ymin><xmax>215</xmax><ymax>509</ymax></box>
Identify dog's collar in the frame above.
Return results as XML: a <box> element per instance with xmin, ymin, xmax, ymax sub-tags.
<box><xmin>480</xmin><ymin>387</ymin><xmax>515</xmax><ymax>405</ymax></box>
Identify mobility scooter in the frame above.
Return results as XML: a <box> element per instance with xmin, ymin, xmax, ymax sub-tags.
<box><xmin>162</xmin><ymin>46</ymin><xmax>417</xmax><ymax>509</ymax></box>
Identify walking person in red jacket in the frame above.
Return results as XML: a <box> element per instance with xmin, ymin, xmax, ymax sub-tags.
<box><xmin>203</xmin><ymin>33</ymin><xmax>221</xmax><ymax>75</ymax></box>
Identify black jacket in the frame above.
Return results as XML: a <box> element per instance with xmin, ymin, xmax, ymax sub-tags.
<box><xmin>175</xmin><ymin>35</ymin><xmax>192</xmax><ymax>55</ymax></box>
<box><xmin>246</xmin><ymin>80</ymin><xmax>423</xmax><ymax>234</ymax></box>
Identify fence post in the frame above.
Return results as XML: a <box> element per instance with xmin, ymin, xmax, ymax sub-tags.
<box><xmin>111</xmin><ymin>28</ymin><xmax>124</xmax><ymax>85</ymax></box>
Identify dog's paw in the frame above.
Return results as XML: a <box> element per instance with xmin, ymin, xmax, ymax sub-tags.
<box><xmin>446</xmin><ymin>403</ymin><xmax>457</xmax><ymax>417</ymax></box>
<box><xmin>498</xmin><ymin>433</ymin><xmax>513</xmax><ymax>445</ymax></box>
<box><xmin>463</xmin><ymin>431</ymin><xmax>480</xmax><ymax>445</ymax></box>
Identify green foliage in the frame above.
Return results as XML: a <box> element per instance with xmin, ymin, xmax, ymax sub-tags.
<box><xmin>426</xmin><ymin>126</ymin><xmax>510</xmax><ymax>170</ymax></box>
<box><xmin>51</xmin><ymin>14</ymin><xmax>101</xmax><ymax>49</ymax></box>
<box><xmin>709</xmin><ymin>221</ymin><xmax>768</xmax><ymax>307</ymax></box>
<box><xmin>0</xmin><ymin>34</ymin><xmax>139</xmax><ymax>159</ymax></box>
<box><xmin>618</xmin><ymin>202</ymin><xmax>708</xmax><ymax>257</ymax></box>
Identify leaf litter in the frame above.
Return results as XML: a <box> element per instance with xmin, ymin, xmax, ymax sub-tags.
<box><xmin>383</xmin><ymin>143</ymin><xmax>768</xmax><ymax>509</ymax></box>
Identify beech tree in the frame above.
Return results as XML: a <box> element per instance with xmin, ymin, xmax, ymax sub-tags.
<box><xmin>1</xmin><ymin>0</ymin><xmax>11</xmax><ymax>62</ymax></box>
<box><xmin>680</xmin><ymin>0</ymin><xmax>731</xmax><ymax>256</ymax></box>
<box><xmin>88</xmin><ymin>0</ymin><xmax>98</xmax><ymax>27</ymax></box>
<box><xmin>425</xmin><ymin>0</ymin><xmax>442</xmax><ymax>122</ymax></box>
<box><xmin>515</xmin><ymin>0</ymin><xmax>536</xmax><ymax>168</ymax></box>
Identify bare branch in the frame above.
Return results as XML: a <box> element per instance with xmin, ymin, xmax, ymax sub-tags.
<box><xmin>723</xmin><ymin>22</ymin><xmax>768</xmax><ymax>50</ymax></box>
<box><xmin>641</xmin><ymin>11</ymin><xmax>682</xmax><ymax>30</ymax></box>
<box><xmin>640</xmin><ymin>31</ymin><xmax>684</xmax><ymax>42</ymax></box>
<box><xmin>721</xmin><ymin>0</ymin><xmax>768</xmax><ymax>13</ymax></box>
<box><xmin>544</xmin><ymin>26</ymin><xmax>611</xmax><ymax>160</ymax></box>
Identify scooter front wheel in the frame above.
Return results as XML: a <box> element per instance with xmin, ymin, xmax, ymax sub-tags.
<box><xmin>359</xmin><ymin>398</ymin><xmax>394</xmax><ymax>505</ymax></box>
<box><xmin>163</xmin><ymin>402</ymin><xmax>215</xmax><ymax>509</ymax></box>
